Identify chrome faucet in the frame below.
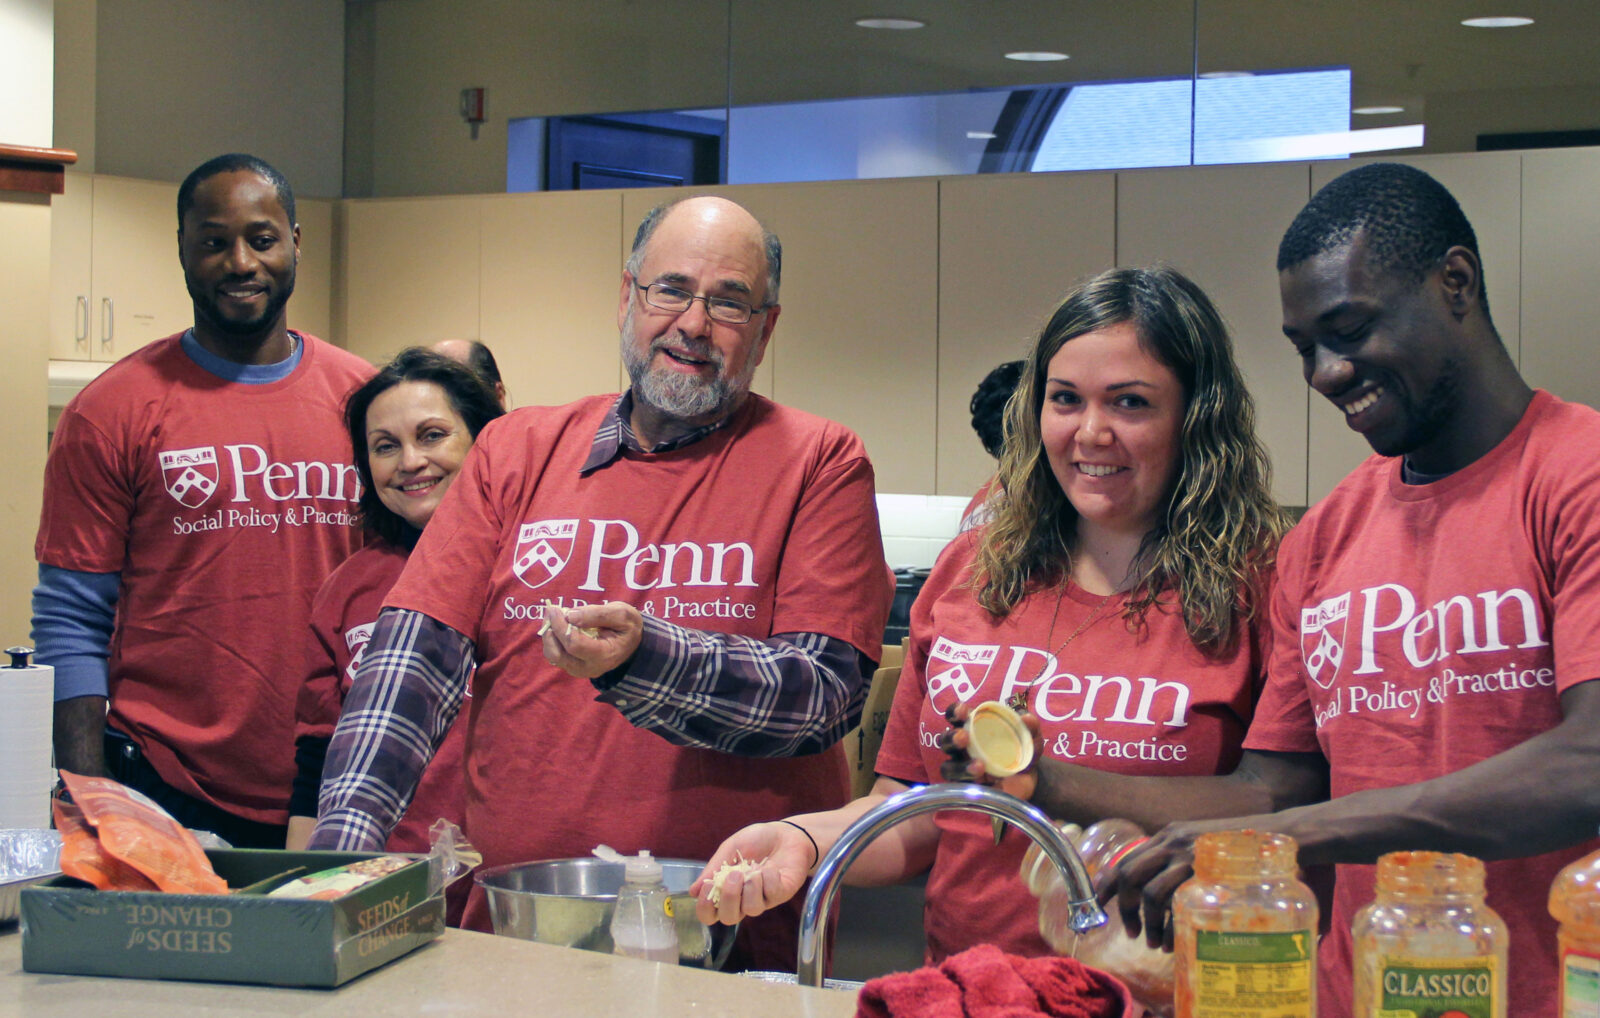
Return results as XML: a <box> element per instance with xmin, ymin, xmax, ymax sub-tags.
<box><xmin>796</xmin><ymin>782</ymin><xmax>1107</xmax><ymax>987</ymax></box>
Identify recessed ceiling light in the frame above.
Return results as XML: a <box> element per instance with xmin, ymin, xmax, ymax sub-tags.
<box><xmin>966</xmin><ymin>131</ymin><xmax>997</xmax><ymax>140</ymax></box>
<box><xmin>1353</xmin><ymin>105</ymin><xmax>1405</xmax><ymax>115</ymax></box>
<box><xmin>855</xmin><ymin>17</ymin><xmax>925</xmax><ymax>30</ymax></box>
<box><xmin>1460</xmin><ymin>16</ymin><xmax>1534</xmax><ymax>28</ymax></box>
<box><xmin>1005</xmin><ymin>51</ymin><xmax>1070</xmax><ymax>62</ymax></box>
<box><xmin>1198</xmin><ymin>70</ymin><xmax>1254</xmax><ymax>79</ymax></box>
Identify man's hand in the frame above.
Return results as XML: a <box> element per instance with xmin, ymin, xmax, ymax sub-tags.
<box><xmin>539</xmin><ymin>601</ymin><xmax>644</xmax><ymax>678</ymax></box>
<box><xmin>1104</xmin><ymin>816</ymin><xmax>1270</xmax><ymax>951</ymax></box>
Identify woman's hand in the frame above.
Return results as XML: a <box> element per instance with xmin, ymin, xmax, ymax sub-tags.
<box><xmin>690</xmin><ymin>821</ymin><xmax>816</xmax><ymax>926</ymax></box>
<box><xmin>539</xmin><ymin>601</ymin><xmax>644</xmax><ymax>678</ymax></box>
<box><xmin>936</xmin><ymin>700</ymin><xmax>1045</xmax><ymax>802</ymax></box>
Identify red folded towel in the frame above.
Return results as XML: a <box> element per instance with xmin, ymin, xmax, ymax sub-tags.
<box><xmin>856</xmin><ymin>944</ymin><xmax>1130</xmax><ymax>1018</ymax></box>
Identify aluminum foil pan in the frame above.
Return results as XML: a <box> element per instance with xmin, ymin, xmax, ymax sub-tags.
<box><xmin>0</xmin><ymin>829</ymin><xmax>62</xmax><ymax>923</ymax></box>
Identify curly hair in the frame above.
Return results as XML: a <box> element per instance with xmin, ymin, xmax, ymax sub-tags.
<box><xmin>970</xmin><ymin>360</ymin><xmax>1026</xmax><ymax>458</ymax></box>
<box><xmin>345</xmin><ymin>348</ymin><xmax>505</xmax><ymax>547</ymax></box>
<box><xmin>974</xmin><ymin>266</ymin><xmax>1290</xmax><ymax>654</ymax></box>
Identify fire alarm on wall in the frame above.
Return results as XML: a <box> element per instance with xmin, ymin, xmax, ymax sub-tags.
<box><xmin>460</xmin><ymin>87</ymin><xmax>486</xmax><ymax>139</ymax></box>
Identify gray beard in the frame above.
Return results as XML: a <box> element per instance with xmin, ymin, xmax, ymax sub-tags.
<box><xmin>621</xmin><ymin>319</ymin><xmax>751</xmax><ymax>421</ymax></box>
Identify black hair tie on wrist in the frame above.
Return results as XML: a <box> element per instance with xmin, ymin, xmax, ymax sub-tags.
<box><xmin>778</xmin><ymin>819</ymin><xmax>820</xmax><ymax>870</ymax></box>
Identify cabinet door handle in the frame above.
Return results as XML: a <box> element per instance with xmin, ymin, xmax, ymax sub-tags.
<box><xmin>101</xmin><ymin>297</ymin><xmax>114</xmax><ymax>350</ymax></box>
<box><xmin>75</xmin><ymin>295</ymin><xmax>88</xmax><ymax>347</ymax></box>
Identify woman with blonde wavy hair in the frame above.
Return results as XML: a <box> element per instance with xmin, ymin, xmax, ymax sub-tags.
<box><xmin>692</xmin><ymin>265</ymin><xmax>1289</xmax><ymax>966</ymax></box>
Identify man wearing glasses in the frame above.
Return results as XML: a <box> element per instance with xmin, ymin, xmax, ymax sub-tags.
<box><xmin>310</xmin><ymin>196</ymin><xmax>892</xmax><ymax>969</ymax></box>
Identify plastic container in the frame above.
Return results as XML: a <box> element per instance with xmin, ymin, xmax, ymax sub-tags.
<box><xmin>1027</xmin><ymin>819</ymin><xmax>1174</xmax><ymax>1017</ymax></box>
<box><xmin>1551</xmin><ymin>841</ymin><xmax>1600</xmax><ymax>1018</ymax></box>
<box><xmin>1173</xmin><ymin>830</ymin><xmax>1317</xmax><ymax>1018</ymax></box>
<box><xmin>1352</xmin><ymin>851</ymin><xmax>1506</xmax><ymax>1018</ymax></box>
<box><xmin>609</xmin><ymin>850</ymin><xmax>678</xmax><ymax>964</ymax></box>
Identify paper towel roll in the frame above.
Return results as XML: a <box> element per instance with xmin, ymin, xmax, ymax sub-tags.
<box><xmin>0</xmin><ymin>661</ymin><xmax>55</xmax><ymax>829</ymax></box>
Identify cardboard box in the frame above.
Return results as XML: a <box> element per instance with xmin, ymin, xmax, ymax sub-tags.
<box><xmin>19</xmin><ymin>849</ymin><xmax>445</xmax><ymax>987</ymax></box>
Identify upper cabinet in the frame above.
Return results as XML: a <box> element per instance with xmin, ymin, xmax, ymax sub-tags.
<box><xmin>288</xmin><ymin>197</ymin><xmax>335</xmax><ymax>344</ymax></box>
<box><xmin>479</xmin><ymin>190</ymin><xmax>626</xmax><ymax>408</ymax></box>
<box><xmin>1117</xmin><ymin>163</ymin><xmax>1314</xmax><ymax>507</ymax></box>
<box><xmin>1520</xmin><ymin>148</ymin><xmax>1600</xmax><ymax>408</ymax></box>
<box><xmin>937</xmin><ymin>172</ymin><xmax>1117</xmax><ymax>498</ymax></box>
<box><xmin>49</xmin><ymin>173</ymin><xmax>191</xmax><ymax>361</ymax></box>
<box><xmin>339</xmin><ymin>196</ymin><xmax>482</xmax><ymax>364</ymax></box>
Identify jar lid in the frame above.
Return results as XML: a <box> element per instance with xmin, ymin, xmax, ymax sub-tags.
<box><xmin>966</xmin><ymin>700</ymin><xmax>1034</xmax><ymax>777</ymax></box>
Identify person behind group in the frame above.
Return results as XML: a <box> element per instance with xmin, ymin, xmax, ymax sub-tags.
<box><xmin>432</xmin><ymin>338</ymin><xmax>507</xmax><ymax>408</ymax></box>
<box><xmin>308</xmin><ymin>195</ymin><xmax>893</xmax><ymax>969</ymax></box>
<box><xmin>960</xmin><ymin>359</ymin><xmax>1026</xmax><ymax>531</ymax></box>
<box><xmin>1008</xmin><ymin>163</ymin><xmax>1600</xmax><ymax>1018</ymax></box>
<box><xmin>286</xmin><ymin>348</ymin><xmax>504</xmax><ymax>891</ymax></box>
<box><xmin>693</xmin><ymin>265</ymin><xmax>1290</xmax><ymax>964</ymax></box>
<box><xmin>32</xmin><ymin>153</ymin><xmax>373</xmax><ymax>847</ymax></box>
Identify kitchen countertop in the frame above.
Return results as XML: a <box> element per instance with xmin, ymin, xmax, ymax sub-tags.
<box><xmin>0</xmin><ymin>925</ymin><xmax>861</xmax><ymax>1018</ymax></box>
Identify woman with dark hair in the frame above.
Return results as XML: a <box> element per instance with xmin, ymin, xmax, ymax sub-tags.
<box><xmin>693</xmin><ymin>266</ymin><xmax>1290</xmax><ymax>965</ymax></box>
<box><xmin>286</xmin><ymin>348</ymin><xmax>503</xmax><ymax>873</ymax></box>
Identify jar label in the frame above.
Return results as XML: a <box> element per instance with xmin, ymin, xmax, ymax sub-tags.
<box><xmin>1563</xmin><ymin>947</ymin><xmax>1600</xmax><ymax>1018</ymax></box>
<box><xmin>1377</xmin><ymin>955</ymin><xmax>1496</xmax><ymax>1018</ymax></box>
<box><xmin>1193</xmin><ymin>930</ymin><xmax>1314</xmax><ymax>1017</ymax></box>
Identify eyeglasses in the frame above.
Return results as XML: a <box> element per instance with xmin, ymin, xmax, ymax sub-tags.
<box><xmin>634</xmin><ymin>282</ymin><xmax>769</xmax><ymax>325</ymax></box>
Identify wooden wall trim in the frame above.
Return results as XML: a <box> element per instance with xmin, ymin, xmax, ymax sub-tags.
<box><xmin>0</xmin><ymin>143</ymin><xmax>79</xmax><ymax>196</ymax></box>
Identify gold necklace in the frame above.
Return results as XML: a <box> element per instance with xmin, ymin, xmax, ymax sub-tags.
<box><xmin>1005</xmin><ymin>583</ymin><xmax>1118</xmax><ymax>714</ymax></box>
<box><xmin>994</xmin><ymin>582</ymin><xmax>1118</xmax><ymax>845</ymax></box>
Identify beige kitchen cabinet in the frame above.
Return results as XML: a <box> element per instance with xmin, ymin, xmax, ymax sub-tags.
<box><xmin>339</xmin><ymin>195</ymin><xmax>481</xmax><ymax>364</ymax></box>
<box><xmin>49</xmin><ymin>172</ymin><xmax>192</xmax><ymax>361</ymax></box>
<box><xmin>937</xmin><ymin>171</ymin><xmax>1117</xmax><ymax>498</ymax></box>
<box><xmin>1117</xmin><ymin>162</ymin><xmax>1314</xmax><ymax>507</ymax></box>
<box><xmin>1305</xmin><ymin>152</ymin><xmax>1523</xmax><ymax>504</ymax></box>
<box><xmin>479</xmin><ymin>189</ymin><xmax>628</xmax><ymax>407</ymax></box>
<box><xmin>288</xmin><ymin>196</ymin><xmax>335</xmax><ymax>344</ymax></box>
<box><xmin>1520</xmin><ymin>147</ymin><xmax>1600</xmax><ymax>410</ymax></box>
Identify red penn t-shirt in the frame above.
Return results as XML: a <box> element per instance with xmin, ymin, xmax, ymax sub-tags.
<box><xmin>1245</xmin><ymin>390</ymin><xmax>1600</xmax><ymax>1018</ymax></box>
<box><xmin>875</xmin><ymin>530</ymin><xmax>1268</xmax><ymax>962</ymax></box>
<box><xmin>36</xmin><ymin>333</ymin><xmax>373</xmax><ymax>824</ymax></box>
<box><xmin>296</xmin><ymin>540</ymin><xmax>468</xmax><ymax>856</ymax></box>
<box><xmin>384</xmin><ymin>393</ymin><xmax>892</xmax><ymax>962</ymax></box>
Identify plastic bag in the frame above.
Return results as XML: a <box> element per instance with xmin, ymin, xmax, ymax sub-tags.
<box><xmin>58</xmin><ymin>771</ymin><xmax>228</xmax><ymax>894</ymax></box>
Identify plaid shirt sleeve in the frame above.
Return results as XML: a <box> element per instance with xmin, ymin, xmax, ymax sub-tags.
<box><xmin>307</xmin><ymin>607</ymin><xmax>474</xmax><ymax>851</ymax></box>
<box><xmin>590</xmin><ymin>613</ymin><xmax>872</xmax><ymax>756</ymax></box>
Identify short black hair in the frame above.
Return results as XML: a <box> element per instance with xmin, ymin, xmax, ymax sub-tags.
<box><xmin>970</xmin><ymin>360</ymin><xmax>1025</xmax><ymax>458</ymax></box>
<box><xmin>345</xmin><ymin>348</ymin><xmax>505</xmax><ymax>547</ymax></box>
<box><xmin>177</xmin><ymin>153</ymin><xmax>296</xmax><ymax>231</ymax></box>
<box><xmin>1277</xmin><ymin>162</ymin><xmax>1487</xmax><ymax>313</ymax></box>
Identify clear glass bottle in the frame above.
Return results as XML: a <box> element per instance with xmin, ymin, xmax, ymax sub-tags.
<box><xmin>1550</xmin><ymin>839</ymin><xmax>1600</xmax><ymax>1018</ymax></box>
<box><xmin>1173</xmin><ymin>829</ymin><xmax>1318</xmax><ymax>1018</ymax></box>
<box><xmin>609</xmin><ymin>850</ymin><xmax>678</xmax><ymax>964</ymax></box>
<box><xmin>1353</xmin><ymin>851</ymin><xmax>1506</xmax><ymax>1018</ymax></box>
<box><xmin>1028</xmin><ymin>819</ymin><xmax>1175</xmax><ymax>1017</ymax></box>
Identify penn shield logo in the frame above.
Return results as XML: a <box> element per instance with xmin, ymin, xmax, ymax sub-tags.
<box><xmin>159</xmin><ymin>446</ymin><xmax>220</xmax><ymax>508</ymax></box>
<box><xmin>926</xmin><ymin>637</ymin><xmax>999</xmax><ymax>705</ymax></box>
<box><xmin>342</xmin><ymin>622</ymin><xmax>375</xmax><ymax>685</ymax></box>
<box><xmin>513</xmin><ymin>520</ymin><xmax>579</xmax><ymax>590</ymax></box>
<box><xmin>1301</xmin><ymin>592</ymin><xmax>1351</xmax><ymax>690</ymax></box>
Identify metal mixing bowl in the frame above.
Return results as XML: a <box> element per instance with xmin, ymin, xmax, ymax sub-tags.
<box><xmin>476</xmin><ymin>857</ymin><xmax>739</xmax><ymax>969</ymax></box>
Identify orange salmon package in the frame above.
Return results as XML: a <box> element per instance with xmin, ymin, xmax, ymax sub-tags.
<box><xmin>52</xmin><ymin>796</ymin><xmax>159</xmax><ymax>892</ymax></box>
<box><xmin>58</xmin><ymin>771</ymin><xmax>229</xmax><ymax>894</ymax></box>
